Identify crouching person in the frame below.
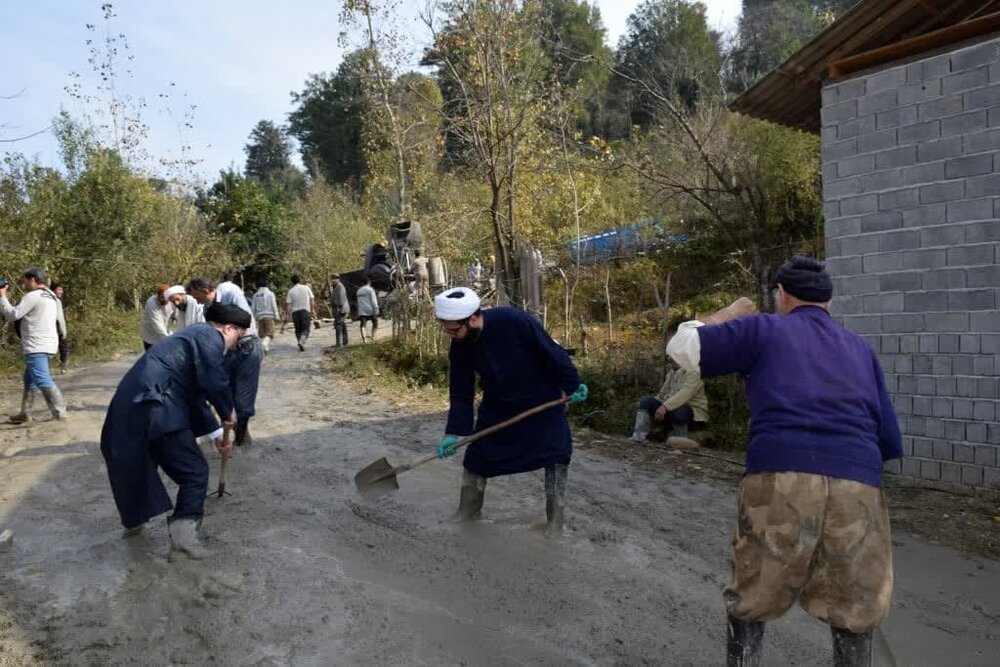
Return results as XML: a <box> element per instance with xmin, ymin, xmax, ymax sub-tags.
<box><xmin>100</xmin><ymin>303</ymin><xmax>250</xmax><ymax>561</ymax></box>
<box><xmin>631</xmin><ymin>359</ymin><xmax>708</xmax><ymax>442</ymax></box>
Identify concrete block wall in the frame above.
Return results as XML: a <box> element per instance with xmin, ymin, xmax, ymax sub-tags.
<box><xmin>821</xmin><ymin>37</ymin><xmax>1000</xmax><ymax>489</ymax></box>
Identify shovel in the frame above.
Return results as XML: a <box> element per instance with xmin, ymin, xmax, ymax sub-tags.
<box><xmin>215</xmin><ymin>424</ymin><xmax>235</xmax><ymax>499</ymax></box>
<box><xmin>355</xmin><ymin>395</ymin><xmax>571</xmax><ymax>500</ymax></box>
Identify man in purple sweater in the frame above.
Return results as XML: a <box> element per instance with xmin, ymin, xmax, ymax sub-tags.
<box><xmin>667</xmin><ymin>256</ymin><xmax>902</xmax><ymax>667</ymax></box>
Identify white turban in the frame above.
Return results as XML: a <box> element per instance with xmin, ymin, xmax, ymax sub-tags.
<box><xmin>164</xmin><ymin>285</ymin><xmax>186</xmax><ymax>299</ymax></box>
<box><xmin>434</xmin><ymin>287</ymin><xmax>481</xmax><ymax>321</ymax></box>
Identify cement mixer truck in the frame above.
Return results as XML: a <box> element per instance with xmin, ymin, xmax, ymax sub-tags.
<box><xmin>339</xmin><ymin>220</ymin><xmax>449</xmax><ymax>315</ymax></box>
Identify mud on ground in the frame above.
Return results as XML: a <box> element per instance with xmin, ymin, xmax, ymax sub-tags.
<box><xmin>1</xmin><ymin>325</ymin><xmax>998</xmax><ymax>665</ymax></box>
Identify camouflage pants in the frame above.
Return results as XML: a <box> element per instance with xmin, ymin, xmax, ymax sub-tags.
<box><xmin>724</xmin><ymin>472</ymin><xmax>893</xmax><ymax>633</ymax></box>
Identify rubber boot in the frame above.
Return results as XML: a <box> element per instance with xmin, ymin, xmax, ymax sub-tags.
<box><xmin>234</xmin><ymin>418</ymin><xmax>252</xmax><ymax>447</ymax></box>
<box><xmin>831</xmin><ymin>627</ymin><xmax>873</xmax><ymax>667</ymax></box>
<box><xmin>9</xmin><ymin>388</ymin><xmax>35</xmax><ymax>424</ymax></box>
<box><xmin>631</xmin><ymin>410</ymin><xmax>652</xmax><ymax>442</ymax></box>
<box><xmin>167</xmin><ymin>517</ymin><xmax>209</xmax><ymax>561</ymax></box>
<box><xmin>726</xmin><ymin>615</ymin><xmax>764</xmax><ymax>667</ymax></box>
<box><xmin>456</xmin><ymin>470</ymin><xmax>486</xmax><ymax>521</ymax></box>
<box><xmin>544</xmin><ymin>463</ymin><xmax>568</xmax><ymax>533</ymax></box>
<box><xmin>41</xmin><ymin>385</ymin><xmax>67</xmax><ymax>420</ymax></box>
<box><xmin>261</xmin><ymin>336</ymin><xmax>271</xmax><ymax>354</ymax></box>
<box><xmin>671</xmin><ymin>421</ymin><xmax>689</xmax><ymax>438</ymax></box>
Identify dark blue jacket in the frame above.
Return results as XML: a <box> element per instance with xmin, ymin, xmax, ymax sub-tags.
<box><xmin>446</xmin><ymin>307</ymin><xmax>581</xmax><ymax>477</ymax></box>
<box><xmin>697</xmin><ymin>306</ymin><xmax>902</xmax><ymax>488</ymax></box>
<box><xmin>101</xmin><ymin>324</ymin><xmax>233</xmax><ymax>527</ymax></box>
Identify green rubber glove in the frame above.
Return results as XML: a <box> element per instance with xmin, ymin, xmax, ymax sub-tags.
<box><xmin>569</xmin><ymin>383</ymin><xmax>589</xmax><ymax>404</ymax></box>
<box><xmin>437</xmin><ymin>436</ymin><xmax>460</xmax><ymax>458</ymax></box>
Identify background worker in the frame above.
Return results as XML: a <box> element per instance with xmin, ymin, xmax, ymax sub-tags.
<box><xmin>328</xmin><ymin>273</ymin><xmax>349</xmax><ymax>348</ymax></box>
<box><xmin>355</xmin><ymin>276</ymin><xmax>378</xmax><ymax>343</ymax></box>
<box><xmin>140</xmin><ymin>284</ymin><xmax>174</xmax><ymax>350</ymax></box>
<box><xmin>0</xmin><ymin>268</ymin><xmax>67</xmax><ymax>422</ymax></box>
<box><xmin>186</xmin><ymin>275</ymin><xmax>262</xmax><ymax>448</ymax></box>
<box><xmin>631</xmin><ymin>359</ymin><xmax>708</xmax><ymax>442</ymax></box>
<box><xmin>100</xmin><ymin>303</ymin><xmax>247</xmax><ymax>560</ymax></box>
<box><xmin>251</xmin><ymin>280</ymin><xmax>279</xmax><ymax>353</ymax></box>
<box><xmin>166</xmin><ymin>285</ymin><xmax>203</xmax><ymax>330</ymax></box>
<box><xmin>666</xmin><ymin>256</ymin><xmax>902</xmax><ymax>667</ymax></box>
<box><xmin>412</xmin><ymin>249</ymin><xmax>430</xmax><ymax>300</ymax></box>
<box><xmin>434</xmin><ymin>287</ymin><xmax>588</xmax><ymax>532</ymax></box>
<box><xmin>285</xmin><ymin>274</ymin><xmax>315</xmax><ymax>352</ymax></box>
<box><xmin>50</xmin><ymin>282</ymin><xmax>69</xmax><ymax>373</ymax></box>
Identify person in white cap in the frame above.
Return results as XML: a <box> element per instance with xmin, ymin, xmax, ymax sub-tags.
<box><xmin>434</xmin><ymin>287</ymin><xmax>588</xmax><ymax>532</ymax></box>
<box><xmin>165</xmin><ymin>285</ymin><xmax>203</xmax><ymax>331</ymax></box>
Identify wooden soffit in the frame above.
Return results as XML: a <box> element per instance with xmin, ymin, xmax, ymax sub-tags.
<box><xmin>730</xmin><ymin>0</ymin><xmax>1000</xmax><ymax>133</ymax></box>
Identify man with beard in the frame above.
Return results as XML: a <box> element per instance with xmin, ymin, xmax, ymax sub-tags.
<box><xmin>434</xmin><ymin>287</ymin><xmax>588</xmax><ymax>532</ymax></box>
<box><xmin>165</xmin><ymin>285</ymin><xmax>203</xmax><ymax>330</ymax></box>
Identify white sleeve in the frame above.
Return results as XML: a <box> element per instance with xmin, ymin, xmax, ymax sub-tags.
<box><xmin>666</xmin><ymin>320</ymin><xmax>705</xmax><ymax>373</ymax></box>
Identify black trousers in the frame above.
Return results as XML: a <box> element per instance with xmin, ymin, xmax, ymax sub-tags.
<box><xmin>147</xmin><ymin>429</ymin><xmax>208</xmax><ymax>520</ymax></box>
<box><xmin>292</xmin><ymin>310</ymin><xmax>311</xmax><ymax>341</ymax></box>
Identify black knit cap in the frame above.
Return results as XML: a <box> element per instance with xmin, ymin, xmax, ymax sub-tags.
<box><xmin>204</xmin><ymin>302</ymin><xmax>252</xmax><ymax>328</ymax></box>
<box><xmin>775</xmin><ymin>255</ymin><xmax>833</xmax><ymax>303</ymax></box>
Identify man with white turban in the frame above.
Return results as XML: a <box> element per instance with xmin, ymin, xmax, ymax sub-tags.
<box><xmin>165</xmin><ymin>285</ymin><xmax>203</xmax><ymax>331</ymax></box>
<box><xmin>434</xmin><ymin>287</ymin><xmax>588</xmax><ymax>532</ymax></box>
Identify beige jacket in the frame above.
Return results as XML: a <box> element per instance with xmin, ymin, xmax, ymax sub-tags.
<box><xmin>656</xmin><ymin>368</ymin><xmax>709</xmax><ymax>422</ymax></box>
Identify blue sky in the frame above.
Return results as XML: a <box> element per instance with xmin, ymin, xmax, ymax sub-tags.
<box><xmin>1</xmin><ymin>0</ymin><xmax>740</xmax><ymax>184</ymax></box>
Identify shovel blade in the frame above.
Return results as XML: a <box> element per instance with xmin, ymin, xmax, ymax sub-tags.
<box><xmin>354</xmin><ymin>457</ymin><xmax>400</xmax><ymax>500</ymax></box>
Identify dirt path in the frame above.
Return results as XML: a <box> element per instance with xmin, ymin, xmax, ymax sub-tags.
<box><xmin>1</xmin><ymin>326</ymin><xmax>998</xmax><ymax>665</ymax></box>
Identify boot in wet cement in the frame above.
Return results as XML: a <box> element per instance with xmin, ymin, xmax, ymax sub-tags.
<box><xmin>631</xmin><ymin>410</ymin><xmax>651</xmax><ymax>442</ymax></box>
<box><xmin>234</xmin><ymin>418</ymin><xmax>252</xmax><ymax>447</ymax></box>
<box><xmin>9</xmin><ymin>388</ymin><xmax>36</xmax><ymax>424</ymax></box>
<box><xmin>168</xmin><ymin>517</ymin><xmax>209</xmax><ymax>561</ymax></box>
<box><xmin>726</xmin><ymin>615</ymin><xmax>764</xmax><ymax>667</ymax></box>
<box><xmin>41</xmin><ymin>385</ymin><xmax>66</xmax><ymax>420</ymax></box>
<box><xmin>831</xmin><ymin>627</ymin><xmax>873</xmax><ymax>667</ymax></box>
<box><xmin>544</xmin><ymin>463</ymin><xmax>568</xmax><ymax>534</ymax></box>
<box><xmin>456</xmin><ymin>470</ymin><xmax>486</xmax><ymax>521</ymax></box>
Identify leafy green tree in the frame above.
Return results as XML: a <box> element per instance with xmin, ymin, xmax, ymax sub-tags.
<box><xmin>609</xmin><ymin>0</ymin><xmax>722</xmax><ymax>134</ymax></box>
<box><xmin>539</xmin><ymin>0</ymin><xmax>612</xmax><ymax>137</ymax></box>
<box><xmin>244</xmin><ymin>120</ymin><xmax>292</xmax><ymax>182</ymax></box>
<box><xmin>729</xmin><ymin>0</ymin><xmax>858</xmax><ymax>91</ymax></box>
<box><xmin>197</xmin><ymin>170</ymin><xmax>290</xmax><ymax>286</ymax></box>
<box><xmin>287</xmin><ymin>51</ymin><xmax>368</xmax><ymax>186</ymax></box>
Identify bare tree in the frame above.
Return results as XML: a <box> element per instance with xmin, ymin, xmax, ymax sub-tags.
<box><xmin>422</xmin><ymin>0</ymin><xmax>549</xmax><ymax>306</ymax></box>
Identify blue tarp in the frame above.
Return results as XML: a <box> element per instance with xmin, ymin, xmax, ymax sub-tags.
<box><xmin>567</xmin><ymin>219</ymin><xmax>686</xmax><ymax>264</ymax></box>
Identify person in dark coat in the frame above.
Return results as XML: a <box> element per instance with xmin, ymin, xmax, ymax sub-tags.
<box><xmin>434</xmin><ymin>287</ymin><xmax>588</xmax><ymax>531</ymax></box>
<box><xmin>100</xmin><ymin>303</ymin><xmax>250</xmax><ymax>561</ymax></box>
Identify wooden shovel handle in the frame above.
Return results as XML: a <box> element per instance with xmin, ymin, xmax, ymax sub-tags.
<box><xmin>402</xmin><ymin>395</ymin><xmax>573</xmax><ymax>473</ymax></box>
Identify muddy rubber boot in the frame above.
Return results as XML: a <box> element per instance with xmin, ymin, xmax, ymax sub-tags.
<box><xmin>456</xmin><ymin>470</ymin><xmax>486</xmax><ymax>521</ymax></box>
<box><xmin>631</xmin><ymin>410</ymin><xmax>652</xmax><ymax>442</ymax></box>
<box><xmin>671</xmin><ymin>421</ymin><xmax>689</xmax><ymax>438</ymax></box>
<box><xmin>9</xmin><ymin>388</ymin><xmax>35</xmax><ymax>424</ymax></box>
<box><xmin>726</xmin><ymin>615</ymin><xmax>764</xmax><ymax>667</ymax></box>
<box><xmin>544</xmin><ymin>464</ymin><xmax>568</xmax><ymax>533</ymax></box>
<box><xmin>167</xmin><ymin>518</ymin><xmax>209</xmax><ymax>561</ymax></box>
<box><xmin>831</xmin><ymin>627</ymin><xmax>873</xmax><ymax>667</ymax></box>
<box><xmin>41</xmin><ymin>385</ymin><xmax>67</xmax><ymax>420</ymax></box>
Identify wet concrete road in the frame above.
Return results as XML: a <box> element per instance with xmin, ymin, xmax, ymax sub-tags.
<box><xmin>1</xmin><ymin>326</ymin><xmax>998</xmax><ymax>665</ymax></box>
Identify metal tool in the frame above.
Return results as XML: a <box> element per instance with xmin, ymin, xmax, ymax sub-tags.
<box><xmin>354</xmin><ymin>396</ymin><xmax>571</xmax><ymax>500</ymax></box>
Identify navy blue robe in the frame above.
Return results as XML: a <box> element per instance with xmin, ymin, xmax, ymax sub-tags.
<box><xmin>101</xmin><ymin>324</ymin><xmax>234</xmax><ymax>528</ymax></box>
<box><xmin>445</xmin><ymin>307</ymin><xmax>581</xmax><ymax>477</ymax></box>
